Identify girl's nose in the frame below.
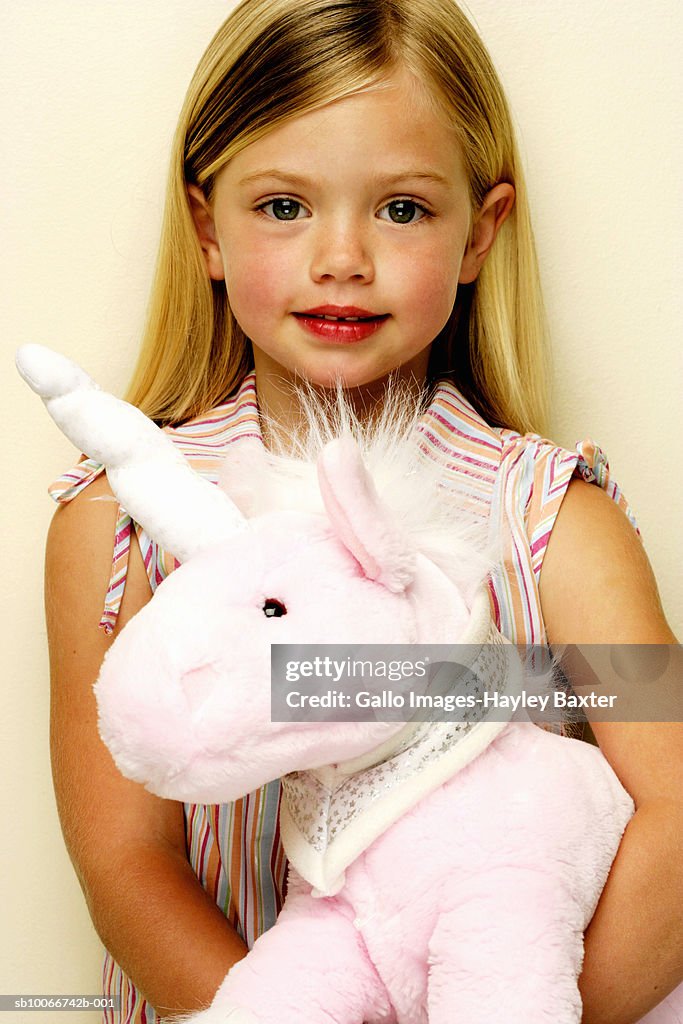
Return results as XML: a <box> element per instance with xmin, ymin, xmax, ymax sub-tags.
<box><xmin>309</xmin><ymin>217</ymin><xmax>375</xmax><ymax>284</ymax></box>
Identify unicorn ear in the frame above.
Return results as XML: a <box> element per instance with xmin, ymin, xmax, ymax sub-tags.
<box><xmin>16</xmin><ymin>344</ymin><xmax>246</xmax><ymax>561</ymax></box>
<box><xmin>317</xmin><ymin>435</ymin><xmax>416</xmax><ymax>593</ymax></box>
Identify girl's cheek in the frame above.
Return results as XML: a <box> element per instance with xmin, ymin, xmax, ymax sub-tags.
<box><xmin>397</xmin><ymin>245</ymin><xmax>460</xmax><ymax>321</ymax></box>
<box><xmin>224</xmin><ymin>240</ymin><xmax>298</xmax><ymax>327</ymax></box>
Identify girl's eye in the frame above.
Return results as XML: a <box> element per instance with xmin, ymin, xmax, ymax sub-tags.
<box><xmin>259</xmin><ymin>198</ymin><xmax>308</xmax><ymax>221</ymax></box>
<box><xmin>378</xmin><ymin>199</ymin><xmax>429</xmax><ymax>225</ymax></box>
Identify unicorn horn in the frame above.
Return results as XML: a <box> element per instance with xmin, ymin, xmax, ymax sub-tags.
<box><xmin>16</xmin><ymin>344</ymin><xmax>246</xmax><ymax>561</ymax></box>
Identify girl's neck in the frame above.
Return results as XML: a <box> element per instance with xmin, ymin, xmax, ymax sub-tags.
<box><xmin>253</xmin><ymin>350</ymin><xmax>431</xmax><ymax>455</ymax></box>
<box><xmin>255</xmin><ymin>358</ymin><xmax>432</xmax><ymax>454</ymax></box>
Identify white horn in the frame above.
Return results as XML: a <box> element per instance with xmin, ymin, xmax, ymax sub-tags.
<box><xmin>16</xmin><ymin>344</ymin><xmax>246</xmax><ymax>561</ymax></box>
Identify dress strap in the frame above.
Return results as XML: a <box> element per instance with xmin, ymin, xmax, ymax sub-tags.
<box><xmin>574</xmin><ymin>439</ymin><xmax>639</xmax><ymax>533</ymax></box>
<box><xmin>49</xmin><ymin>459</ymin><xmax>133</xmax><ymax>634</ymax></box>
<box><xmin>99</xmin><ymin>507</ymin><xmax>133</xmax><ymax>634</ymax></box>
<box><xmin>48</xmin><ymin>457</ymin><xmax>105</xmax><ymax>500</ymax></box>
<box><xmin>490</xmin><ymin>430</ymin><xmax>641</xmax><ymax>646</ymax></box>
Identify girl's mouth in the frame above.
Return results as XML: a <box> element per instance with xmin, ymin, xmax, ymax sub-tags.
<box><xmin>293</xmin><ymin>306</ymin><xmax>389</xmax><ymax>343</ymax></box>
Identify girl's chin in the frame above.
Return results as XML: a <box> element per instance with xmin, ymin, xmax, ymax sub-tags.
<box><xmin>291</xmin><ymin>365</ymin><xmax>400</xmax><ymax>394</ymax></box>
<box><xmin>301</xmin><ymin>361</ymin><xmax>430</xmax><ymax>395</ymax></box>
<box><xmin>250</xmin><ymin>342</ymin><xmax>432</xmax><ymax>395</ymax></box>
<box><xmin>253</xmin><ymin>355</ymin><xmax>385</xmax><ymax>392</ymax></box>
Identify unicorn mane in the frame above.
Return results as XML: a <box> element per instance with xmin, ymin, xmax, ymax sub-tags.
<box><xmin>219</xmin><ymin>376</ymin><xmax>493</xmax><ymax>603</ymax></box>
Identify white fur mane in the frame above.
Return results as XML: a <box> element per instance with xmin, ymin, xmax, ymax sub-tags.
<box><xmin>219</xmin><ymin>377</ymin><xmax>493</xmax><ymax>602</ymax></box>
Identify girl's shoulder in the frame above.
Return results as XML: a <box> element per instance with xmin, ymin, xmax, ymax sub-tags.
<box><xmin>497</xmin><ymin>428</ymin><xmax>639</xmax><ymax>535</ymax></box>
<box><xmin>425</xmin><ymin>379</ymin><xmax>638</xmax><ymax>537</ymax></box>
<box><xmin>425</xmin><ymin>380</ymin><xmax>643</xmax><ymax>644</ymax></box>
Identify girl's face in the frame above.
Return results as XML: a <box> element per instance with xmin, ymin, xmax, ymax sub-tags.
<box><xmin>192</xmin><ymin>69</ymin><xmax>511</xmax><ymax>395</ymax></box>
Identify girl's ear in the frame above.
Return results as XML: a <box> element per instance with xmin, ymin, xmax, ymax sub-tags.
<box><xmin>187</xmin><ymin>184</ymin><xmax>225</xmax><ymax>281</ymax></box>
<box><xmin>459</xmin><ymin>183</ymin><xmax>515</xmax><ymax>284</ymax></box>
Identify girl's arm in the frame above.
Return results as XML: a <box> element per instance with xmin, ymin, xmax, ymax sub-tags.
<box><xmin>540</xmin><ymin>478</ymin><xmax>683</xmax><ymax>1024</ymax></box>
<box><xmin>46</xmin><ymin>474</ymin><xmax>247</xmax><ymax>1017</ymax></box>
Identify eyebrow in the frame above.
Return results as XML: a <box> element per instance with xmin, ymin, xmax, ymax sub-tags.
<box><xmin>238</xmin><ymin>169</ymin><xmax>451</xmax><ymax>189</ymax></box>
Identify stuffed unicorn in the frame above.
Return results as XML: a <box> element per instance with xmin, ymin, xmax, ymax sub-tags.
<box><xmin>17</xmin><ymin>345</ymin><xmax>682</xmax><ymax>1024</ymax></box>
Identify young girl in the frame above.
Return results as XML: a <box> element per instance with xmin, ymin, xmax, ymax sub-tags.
<box><xmin>45</xmin><ymin>1</ymin><xmax>681</xmax><ymax>1022</ymax></box>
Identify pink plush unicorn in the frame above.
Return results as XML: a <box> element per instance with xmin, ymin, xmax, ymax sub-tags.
<box><xmin>17</xmin><ymin>345</ymin><xmax>682</xmax><ymax>1024</ymax></box>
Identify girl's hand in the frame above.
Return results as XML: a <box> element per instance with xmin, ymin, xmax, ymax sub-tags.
<box><xmin>540</xmin><ymin>478</ymin><xmax>683</xmax><ymax>1024</ymax></box>
<box><xmin>46</xmin><ymin>473</ymin><xmax>247</xmax><ymax>1016</ymax></box>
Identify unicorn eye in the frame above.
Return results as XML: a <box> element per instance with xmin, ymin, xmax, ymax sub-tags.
<box><xmin>263</xmin><ymin>599</ymin><xmax>287</xmax><ymax>618</ymax></box>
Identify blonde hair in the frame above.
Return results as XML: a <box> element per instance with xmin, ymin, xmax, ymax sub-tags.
<box><xmin>126</xmin><ymin>0</ymin><xmax>550</xmax><ymax>434</ymax></box>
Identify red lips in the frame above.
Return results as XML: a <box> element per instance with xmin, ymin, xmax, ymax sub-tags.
<box><xmin>293</xmin><ymin>305</ymin><xmax>389</xmax><ymax>343</ymax></box>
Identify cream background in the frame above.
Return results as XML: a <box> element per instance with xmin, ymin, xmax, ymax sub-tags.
<box><xmin>2</xmin><ymin>1</ymin><xmax>681</xmax><ymax>1017</ymax></box>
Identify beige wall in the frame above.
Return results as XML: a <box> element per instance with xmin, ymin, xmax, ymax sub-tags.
<box><xmin>2</xmin><ymin>1</ymin><xmax>680</xmax><ymax>1016</ymax></box>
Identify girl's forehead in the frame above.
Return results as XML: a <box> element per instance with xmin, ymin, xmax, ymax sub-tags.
<box><xmin>215</xmin><ymin>70</ymin><xmax>466</xmax><ymax>192</ymax></box>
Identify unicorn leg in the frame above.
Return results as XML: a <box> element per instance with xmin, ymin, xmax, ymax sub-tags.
<box><xmin>427</xmin><ymin>870</ymin><xmax>584</xmax><ymax>1024</ymax></box>
<box><xmin>187</xmin><ymin>895</ymin><xmax>393</xmax><ymax>1024</ymax></box>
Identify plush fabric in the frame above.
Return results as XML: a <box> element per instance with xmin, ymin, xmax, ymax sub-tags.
<box><xmin>17</xmin><ymin>345</ymin><xmax>682</xmax><ymax>1024</ymax></box>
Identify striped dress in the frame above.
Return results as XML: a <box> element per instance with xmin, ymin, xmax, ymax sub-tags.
<box><xmin>50</xmin><ymin>371</ymin><xmax>637</xmax><ymax>1023</ymax></box>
